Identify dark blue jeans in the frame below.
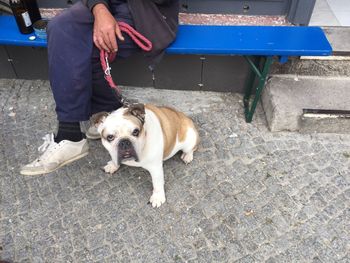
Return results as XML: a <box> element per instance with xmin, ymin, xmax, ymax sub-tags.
<box><xmin>47</xmin><ymin>1</ymin><xmax>139</xmax><ymax>122</ymax></box>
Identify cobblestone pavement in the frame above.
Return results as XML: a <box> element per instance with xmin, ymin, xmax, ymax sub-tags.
<box><xmin>1</xmin><ymin>78</ymin><xmax>349</xmax><ymax>263</ymax></box>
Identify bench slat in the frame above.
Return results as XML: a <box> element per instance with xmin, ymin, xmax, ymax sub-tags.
<box><xmin>0</xmin><ymin>15</ymin><xmax>332</xmax><ymax>56</ymax></box>
<box><xmin>167</xmin><ymin>25</ymin><xmax>332</xmax><ymax>56</ymax></box>
<box><xmin>0</xmin><ymin>16</ymin><xmax>46</xmax><ymax>47</ymax></box>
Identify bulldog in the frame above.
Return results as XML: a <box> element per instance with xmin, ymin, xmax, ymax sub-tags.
<box><xmin>94</xmin><ymin>103</ymin><xmax>199</xmax><ymax>208</ymax></box>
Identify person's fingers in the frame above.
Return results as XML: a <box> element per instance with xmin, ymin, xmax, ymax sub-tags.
<box><xmin>93</xmin><ymin>35</ymin><xmax>101</xmax><ymax>50</ymax></box>
<box><xmin>98</xmin><ymin>36</ymin><xmax>110</xmax><ymax>52</ymax></box>
<box><xmin>108</xmin><ymin>31</ymin><xmax>118</xmax><ymax>52</ymax></box>
<box><xmin>115</xmin><ymin>25</ymin><xmax>125</xmax><ymax>41</ymax></box>
<box><xmin>102</xmin><ymin>32</ymin><xmax>113</xmax><ymax>52</ymax></box>
<box><xmin>92</xmin><ymin>34</ymin><xmax>100</xmax><ymax>49</ymax></box>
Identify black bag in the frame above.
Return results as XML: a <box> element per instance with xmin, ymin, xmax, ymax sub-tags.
<box><xmin>128</xmin><ymin>0</ymin><xmax>179</xmax><ymax>66</ymax></box>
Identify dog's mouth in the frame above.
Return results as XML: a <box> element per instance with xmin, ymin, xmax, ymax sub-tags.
<box><xmin>119</xmin><ymin>149</ymin><xmax>138</xmax><ymax>162</ymax></box>
<box><xmin>117</xmin><ymin>139</ymin><xmax>139</xmax><ymax>164</ymax></box>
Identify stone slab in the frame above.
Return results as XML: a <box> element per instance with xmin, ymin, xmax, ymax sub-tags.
<box><xmin>262</xmin><ymin>75</ymin><xmax>350</xmax><ymax>132</ymax></box>
<box><xmin>323</xmin><ymin>27</ymin><xmax>350</xmax><ymax>55</ymax></box>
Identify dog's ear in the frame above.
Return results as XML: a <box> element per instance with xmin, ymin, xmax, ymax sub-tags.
<box><xmin>126</xmin><ymin>104</ymin><xmax>145</xmax><ymax>125</ymax></box>
<box><xmin>91</xmin><ymin>111</ymin><xmax>109</xmax><ymax>127</ymax></box>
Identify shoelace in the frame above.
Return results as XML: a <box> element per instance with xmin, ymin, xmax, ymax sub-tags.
<box><xmin>38</xmin><ymin>133</ymin><xmax>56</xmax><ymax>153</ymax></box>
<box><xmin>25</xmin><ymin>134</ymin><xmax>58</xmax><ymax>167</ymax></box>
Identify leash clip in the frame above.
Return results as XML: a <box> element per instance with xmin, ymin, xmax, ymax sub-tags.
<box><xmin>121</xmin><ymin>95</ymin><xmax>130</xmax><ymax>107</ymax></box>
<box><xmin>104</xmin><ymin>55</ymin><xmax>112</xmax><ymax>76</ymax></box>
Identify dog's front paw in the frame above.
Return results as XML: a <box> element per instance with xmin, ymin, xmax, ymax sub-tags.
<box><xmin>149</xmin><ymin>191</ymin><xmax>166</xmax><ymax>208</ymax></box>
<box><xmin>103</xmin><ymin>161</ymin><xmax>119</xmax><ymax>174</ymax></box>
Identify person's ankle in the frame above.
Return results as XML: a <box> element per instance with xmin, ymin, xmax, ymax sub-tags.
<box><xmin>55</xmin><ymin>121</ymin><xmax>85</xmax><ymax>143</ymax></box>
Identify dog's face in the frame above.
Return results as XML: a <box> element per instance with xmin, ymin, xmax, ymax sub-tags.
<box><xmin>95</xmin><ymin>104</ymin><xmax>146</xmax><ymax>165</ymax></box>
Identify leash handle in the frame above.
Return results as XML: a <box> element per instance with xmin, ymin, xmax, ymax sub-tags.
<box><xmin>118</xmin><ymin>21</ymin><xmax>152</xmax><ymax>52</ymax></box>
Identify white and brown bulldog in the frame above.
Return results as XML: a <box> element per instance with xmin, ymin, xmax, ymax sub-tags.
<box><xmin>94</xmin><ymin>103</ymin><xmax>199</xmax><ymax>207</ymax></box>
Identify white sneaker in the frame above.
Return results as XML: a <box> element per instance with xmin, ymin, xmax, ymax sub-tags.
<box><xmin>20</xmin><ymin>134</ymin><xmax>89</xmax><ymax>175</ymax></box>
<box><xmin>85</xmin><ymin>125</ymin><xmax>101</xmax><ymax>140</ymax></box>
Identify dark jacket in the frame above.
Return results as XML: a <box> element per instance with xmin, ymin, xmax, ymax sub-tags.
<box><xmin>82</xmin><ymin>0</ymin><xmax>179</xmax><ymax>66</ymax></box>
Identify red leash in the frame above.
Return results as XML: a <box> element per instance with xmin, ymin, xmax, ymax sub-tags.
<box><xmin>100</xmin><ymin>21</ymin><xmax>152</xmax><ymax>102</ymax></box>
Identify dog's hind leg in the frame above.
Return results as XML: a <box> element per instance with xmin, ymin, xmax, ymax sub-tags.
<box><xmin>180</xmin><ymin>127</ymin><xmax>199</xmax><ymax>165</ymax></box>
<box><xmin>181</xmin><ymin>151</ymin><xmax>194</xmax><ymax>164</ymax></box>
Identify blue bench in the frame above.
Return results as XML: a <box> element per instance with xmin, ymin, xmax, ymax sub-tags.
<box><xmin>0</xmin><ymin>15</ymin><xmax>332</xmax><ymax>122</ymax></box>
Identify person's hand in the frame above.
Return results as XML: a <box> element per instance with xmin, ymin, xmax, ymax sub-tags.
<box><xmin>92</xmin><ymin>3</ymin><xmax>124</xmax><ymax>52</ymax></box>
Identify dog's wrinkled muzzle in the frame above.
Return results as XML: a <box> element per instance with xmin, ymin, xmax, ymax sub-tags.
<box><xmin>117</xmin><ymin>138</ymin><xmax>138</xmax><ymax>164</ymax></box>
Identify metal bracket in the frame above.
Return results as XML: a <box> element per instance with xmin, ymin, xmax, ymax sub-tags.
<box><xmin>279</xmin><ymin>56</ymin><xmax>289</xmax><ymax>64</ymax></box>
<box><xmin>243</xmin><ymin>55</ymin><xmax>274</xmax><ymax>123</ymax></box>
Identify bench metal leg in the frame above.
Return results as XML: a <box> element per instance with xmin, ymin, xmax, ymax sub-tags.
<box><xmin>243</xmin><ymin>56</ymin><xmax>260</xmax><ymax>109</ymax></box>
<box><xmin>243</xmin><ymin>55</ymin><xmax>273</xmax><ymax>123</ymax></box>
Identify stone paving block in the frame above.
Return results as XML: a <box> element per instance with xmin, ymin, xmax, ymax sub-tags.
<box><xmin>1</xmin><ymin>79</ymin><xmax>350</xmax><ymax>262</ymax></box>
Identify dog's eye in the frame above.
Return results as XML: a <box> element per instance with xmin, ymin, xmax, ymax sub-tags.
<box><xmin>132</xmin><ymin>128</ymin><xmax>140</xmax><ymax>137</ymax></box>
<box><xmin>107</xmin><ymin>135</ymin><xmax>115</xmax><ymax>142</ymax></box>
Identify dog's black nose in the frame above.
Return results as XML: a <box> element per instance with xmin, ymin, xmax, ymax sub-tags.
<box><xmin>119</xmin><ymin>138</ymin><xmax>132</xmax><ymax>150</ymax></box>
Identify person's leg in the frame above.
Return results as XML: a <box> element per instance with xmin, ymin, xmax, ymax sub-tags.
<box><xmin>20</xmin><ymin>2</ymin><xmax>94</xmax><ymax>175</ymax></box>
<box><xmin>48</xmin><ymin>2</ymin><xmax>94</xmax><ymax>123</ymax></box>
<box><xmin>49</xmin><ymin>0</ymin><xmax>139</xmax><ymax>122</ymax></box>
<box><xmin>47</xmin><ymin>2</ymin><xmax>97</xmax><ymax>143</ymax></box>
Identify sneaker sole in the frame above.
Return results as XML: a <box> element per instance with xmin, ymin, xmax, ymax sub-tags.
<box><xmin>20</xmin><ymin>151</ymin><xmax>89</xmax><ymax>176</ymax></box>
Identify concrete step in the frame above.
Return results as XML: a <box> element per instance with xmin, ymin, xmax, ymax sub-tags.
<box><xmin>262</xmin><ymin>75</ymin><xmax>350</xmax><ymax>133</ymax></box>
